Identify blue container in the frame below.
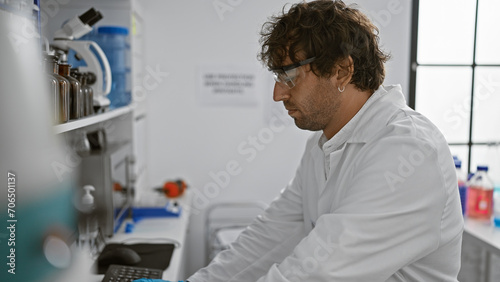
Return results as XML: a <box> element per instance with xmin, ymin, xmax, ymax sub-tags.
<box><xmin>97</xmin><ymin>26</ymin><xmax>131</xmax><ymax>109</ymax></box>
<box><xmin>68</xmin><ymin>26</ymin><xmax>131</xmax><ymax>109</ymax></box>
<box><xmin>454</xmin><ymin>158</ymin><xmax>467</xmax><ymax>215</ymax></box>
<box><xmin>494</xmin><ymin>187</ymin><xmax>500</xmax><ymax>227</ymax></box>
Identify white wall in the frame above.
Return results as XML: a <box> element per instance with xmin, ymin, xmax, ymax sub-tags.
<box><xmin>142</xmin><ymin>0</ymin><xmax>412</xmax><ymax>276</ymax></box>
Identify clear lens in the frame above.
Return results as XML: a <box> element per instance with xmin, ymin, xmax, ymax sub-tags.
<box><xmin>273</xmin><ymin>68</ymin><xmax>300</xmax><ymax>89</ymax></box>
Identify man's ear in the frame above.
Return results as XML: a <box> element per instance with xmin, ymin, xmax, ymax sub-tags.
<box><xmin>332</xmin><ymin>56</ymin><xmax>354</xmax><ymax>89</ymax></box>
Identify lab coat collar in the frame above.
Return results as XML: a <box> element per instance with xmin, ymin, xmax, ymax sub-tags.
<box><xmin>318</xmin><ymin>84</ymin><xmax>404</xmax><ymax>155</ymax></box>
<box><xmin>319</xmin><ymin>84</ymin><xmax>407</xmax><ymax>154</ymax></box>
<box><xmin>349</xmin><ymin>84</ymin><xmax>407</xmax><ymax>143</ymax></box>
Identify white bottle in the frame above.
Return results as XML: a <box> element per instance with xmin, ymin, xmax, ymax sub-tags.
<box><xmin>78</xmin><ymin>185</ymin><xmax>99</xmax><ymax>246</ymax></box>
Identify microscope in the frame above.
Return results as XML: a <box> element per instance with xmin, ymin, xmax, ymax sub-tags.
<box><xmin>51</xmin><ymin>8</ymin><xmax>112</xmax><ymax>113</ymax></box>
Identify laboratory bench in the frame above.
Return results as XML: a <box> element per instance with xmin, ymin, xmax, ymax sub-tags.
<box><xmin>76</xmin><ymin>194</ymin><xmax>500</xmax><ymax>282</ymax></box>
<box><xmin>90</xmin><ymin>191</ymin><xmax>193</xmax><ymax>282</ymax></box>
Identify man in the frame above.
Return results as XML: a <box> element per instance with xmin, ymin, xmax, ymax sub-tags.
<box><xmin>138</xmin><ymin>1</ymin><xmax>464</xmax><ymax>281</ymax></box>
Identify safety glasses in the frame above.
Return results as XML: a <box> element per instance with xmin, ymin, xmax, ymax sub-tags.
<box><xmin>270</xmin><ymin>57</ymin><xmax>316</xmax><ymax>89</ymax></box>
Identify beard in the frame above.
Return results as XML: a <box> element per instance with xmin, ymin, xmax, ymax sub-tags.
<box><xmin>286</xmin><ymin>78</ymin><xmax>340</xmax><ymax>132</ymax></box>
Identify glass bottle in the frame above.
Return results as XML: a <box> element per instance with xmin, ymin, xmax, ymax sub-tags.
<box><xmin>466</xmin><ymin>165</ymin><xmax>494</xmax><ymax>221</ymax></box>
<box><xmin>42</xmin><ymin>57</ymin><xmax>60</xmax><ymax>124</ymax></box>
<box><xmin>44</xmin><ymin>55</ymin><xmax>69</xmax><ymax>123</ymax></box>
<box><xmin>59</xmin><ymin>63</ymin><xmax>83</xmax><ymax>120</ymax></box>
<box><xmin>80</xmin><ymin>73</ymin><xmax>94</xmax><ymax>116</ymax></box>
<box><xmin>85</xmin><ymin>72</ymin><xmax>99</xmax><ymax>114</ymax></box>
<box><xmin>71</xmin><ymin>70</ymin><xmax>91</xmax><ymax>117</ymax></box>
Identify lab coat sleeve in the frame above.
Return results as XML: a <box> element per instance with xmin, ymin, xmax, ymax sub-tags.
<box><xmin>256</xmin><ymin>135</ymin><xmax>460</xmax><ymax>282</ymax></box>
<box><xmin>187</xmin><ymin>154</ymin><xmax>308</xmax><ymax>282</ymax></box>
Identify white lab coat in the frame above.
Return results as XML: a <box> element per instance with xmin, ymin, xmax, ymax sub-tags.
<box><xmin>188</xmin><ymin>85</ymin><xmax>464</xmax><ymax>282</ymax></box>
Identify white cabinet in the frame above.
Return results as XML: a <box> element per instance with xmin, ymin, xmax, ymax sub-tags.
<box><xmin>460</xmin><ymin>219</ymin><xmax>500</xmax><ymax>282</ymax></box>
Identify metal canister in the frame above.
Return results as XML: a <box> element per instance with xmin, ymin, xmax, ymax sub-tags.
<box><xmin>59</xmin><ymin>63</ymin><xmax>83</xmax><ymax>120</ymax></box>
<box><xmin>43</xmin><ymin>62</ymin><xmax>60</xmax><ymax>123</ymax></box>
<box><xmin>44</xmin><ymin>55</ymin><xmax>69</xmax><ymax>123</ymax></box>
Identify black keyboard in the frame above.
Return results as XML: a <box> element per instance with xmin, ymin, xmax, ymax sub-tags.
<box><xmin>102</xmin><ymin>264</ymin><xmax>163</xmax><ymax>282</ymax></box>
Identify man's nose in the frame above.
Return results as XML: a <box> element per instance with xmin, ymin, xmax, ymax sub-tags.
<box><xmin>273</xmin><ymin>82</ymin><xmax>291</xmax><ymax>102</ymax></box>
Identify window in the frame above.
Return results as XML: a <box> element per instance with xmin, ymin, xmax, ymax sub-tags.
<box><xmin>409</xmin><ymin>0</ymin><xmax>500</xmax><ymax>184</ymax></box>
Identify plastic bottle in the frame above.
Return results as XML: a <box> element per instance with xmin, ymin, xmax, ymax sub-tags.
<box><xmin>78</xmin><ymin>185</ymin><xmax>99</xmax><ymax>248</ymax></box>
<box><xmin>466</xmin><ymin>166</ymin><xmax>494</xmax><ymax>221</ymax></box>
<box><xmin>67</xmin><ymin>26</ymin><xmax>131</xmax><ymax>109</ymax></box>
<box><xmin>494</xmin><ymin>187</ymin><xmax>500</xmax><ymax>227</ymax></box>
<box><xmin>96</xmin><ymin>26</ymin><xmax>130</xmax><ymax>109</ymax></box>
<box><xmin>454</xmin><ymin>158</ymin><xmax>467</xmax><ymax>215</ymax></box>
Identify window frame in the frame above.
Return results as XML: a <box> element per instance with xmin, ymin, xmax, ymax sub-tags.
<box><xmin>409</xmin><ymin>0</ymin><xmax>500</xmax><ymax>174</ymax></box>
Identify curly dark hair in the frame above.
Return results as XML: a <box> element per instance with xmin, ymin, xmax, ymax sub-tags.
<box><xmin>259</xmin><ymin>0</ymin><xmax>390</xmax><ymax>92</ymax></box>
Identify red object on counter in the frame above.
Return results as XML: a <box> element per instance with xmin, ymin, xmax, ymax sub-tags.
<box><xmin>158</xmin><ymin>180</ymin><xmax>187</xmax><ymax>198</ymax></box>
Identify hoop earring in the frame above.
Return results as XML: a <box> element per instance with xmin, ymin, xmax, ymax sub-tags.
<box><xmin>338</xmin><ymin>86</ymin><xmax>345</xmax><ymax>93</ymax></box>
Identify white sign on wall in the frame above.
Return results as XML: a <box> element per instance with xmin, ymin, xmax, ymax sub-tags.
<box><xmin>197</xmin><ymin>64</ymin><xmax>259</xmax><ymax>106</ymax></box>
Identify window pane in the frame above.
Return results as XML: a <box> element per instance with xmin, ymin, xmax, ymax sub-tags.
<box><xmin>471</xmin><ymin>145</ymin><xmax>500</xmax><ymax>185</ymax></box>
<box><xmin>415</xmin><ymin>66</ymin><xmax>472</xmax><ymax>143</ymax></box>
<box><xmin>472</xmin><ymin>67</ymin><xmax>500</xmax><ymax>142</ymax></box>
<box><xmin>417</xmin><ymin>0</ymin><xmax>476</xmax><ymax>64</ymax></box>
<box><xmin>476</xmin><ymin>0</ymin><xmax>500</xmax><ymax>64</ymax></box>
